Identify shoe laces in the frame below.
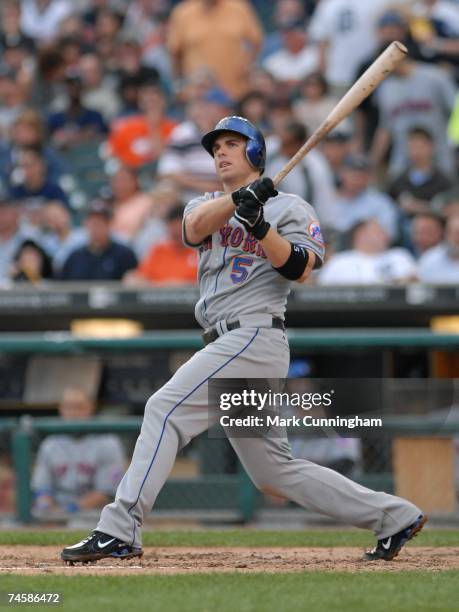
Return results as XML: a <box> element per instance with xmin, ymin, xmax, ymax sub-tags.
<box><xmin>82</xmin><ymin>532</ymin><xmax>98</xmax><ymax>544</ymax></box>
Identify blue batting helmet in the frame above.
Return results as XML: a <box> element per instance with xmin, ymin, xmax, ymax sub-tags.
<box><xmin>201</xmin><ymin>116</ymin><xmax>266</xmax><ymax>172</ymax></box>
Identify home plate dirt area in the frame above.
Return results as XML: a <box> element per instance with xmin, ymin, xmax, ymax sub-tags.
<box><xmin>1</xmin><ymin>546</ymin><xmax>458</xmax><ymax>575</ymax></box>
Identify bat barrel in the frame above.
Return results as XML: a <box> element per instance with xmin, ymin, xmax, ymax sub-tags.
<box><xmin>272</xmin><ymin>41</ymin><xmax>408</xmax><ymax>187</ymax></box>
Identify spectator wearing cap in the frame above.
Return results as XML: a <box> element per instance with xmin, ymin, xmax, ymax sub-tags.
<box><xmin>371</xmin><ymin>55</ymin><xmax>456</xmax><ymax>178</ymax></box>
<box><xmin>318</xmin><ymin>219</ymin><xmax>417</xmax><ymax>286</ymax></box>
<box><xmin>329</xmin><ymin>154</ymin><xmax>399</xmax><ymax>241</ymax></box>
<box><xmin>263</xmin><ymin>18</ymin><xmax>319</xmax><ymax>95</ymax></box>
<box><xmin>124</xmin><ymin>205</ymin><xmax>197</xmax><ymax>287</ymax></box>
<box><xmin>9</xmin><ymin>146</ymin><xmax>70</xmax><ymax>210</ymax></box>
<box><xmin>109</xmin><ymin>165</ymin><xmax>153</xmax><ymax>243</ymax></box>
<box><xmin>47</xmin><ymin>70</ymin><xmax>107</xmax><ymax>150</ymax></box>
<box><xmin>265</xmin><ymin>119</ymin><xmax>336</xmax><ymax>226</ymax></box>
<box><xmin>309</xmin><ymin>0</ymin><xmax>391</xmax><ymax>92</ymax></box>
<box><xmin>0</xmin><ymin>109</ymin><xmax>67</xmax><ymax>185</ymax></box>
<box><xmin>321</xmin><ymin>129</ymin><xmax>353</xmax><ymax>188</ymax></box>
<box><xmin>410</xmin><ymin>213</ymin><xmax>445</xmax><ymax>259</ymax></box>
<box><xmin>0</xmin><ymin>193</ymin><xmax>41</xmax><ymax>281</ymax></box>
<box><xmin>387</xmin><ymin>126</ymin><xmax>453</xmax><ymax>219</ymax></box>
<box><xmin>20</xmin><ymin>0</ymin><xmax>74</xmax><ymax>43</ymax></box>
<box><xmin>58</xmin><ymin>199</ymin><xmax>137</xmax><ymax>281</ymax></box>
<box><xmin>261</xmin><ymin>0</ymin><xmax>306</xmax><ymax>61</ymax></box>
<box><xmin>168</xmin><ymin>0</ymin><xmax>263</xmax><ymax>99</ymax></box>
<box><xmin>157</xmin><ymin>88</ymin><xmax>232</xmax><ymax>202</ymax></box>
<box><xmin>354</xmin><ymin>9</ymin><xmax>424</xmax><ymax>152</ymax></box>
<box><xmin>107</xmin><ymin>80</ymin><xmax>176</xmax><ymax>168</ymax></box>
<box><xmin>418</xmin><ymin>214</ymin><xmax>459</xmax><ymax>284</ymax></box>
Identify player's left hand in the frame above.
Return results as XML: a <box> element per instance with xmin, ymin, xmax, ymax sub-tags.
<box><xmin>232</xmin><ymin>177</ymin><xmax>278</xmax><ymax>207</ymax></box>
<box><xmin>234</xmin><ymin>194</ymin><xmax>271</xmax><ymax>240</ymax></box>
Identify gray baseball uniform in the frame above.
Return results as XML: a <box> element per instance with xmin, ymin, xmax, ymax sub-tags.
<box><xmin>97</xmin><ymin>191</ymin><xmax>420</xmax><ymax>547</ymax></box>
<box><xmin>32</xmin><ymin>434</ymin><xmax>126</xmax><ymax>508</ymax></box>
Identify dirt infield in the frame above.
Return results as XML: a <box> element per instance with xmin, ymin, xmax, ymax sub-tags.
<box><xmin>0</xmin><ymin>546</ymin><xmax>458</xmax><ymax>575</ymax></box>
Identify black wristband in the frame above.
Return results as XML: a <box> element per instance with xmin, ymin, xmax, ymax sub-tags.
<box><xmin>273</xmin><ymin>243</ymin><xmax>309</xmax><ymax>280</ymax></box>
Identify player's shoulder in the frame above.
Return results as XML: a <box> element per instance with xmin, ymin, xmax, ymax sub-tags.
<box><xmin>273</xmin><ymin>191</ymin><xmax>320</xmax><ymax>218</ymax></box>
<box><xmin>184</xmin><ymin>191</ymin><xmax>219</xmax><ymax>214</ymax></box>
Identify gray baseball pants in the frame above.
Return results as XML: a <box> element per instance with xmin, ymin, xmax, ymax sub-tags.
<box><xmin>97</xmin><ymin>323</ymin><xmax>421</xmax><ymax>547</ymax></box>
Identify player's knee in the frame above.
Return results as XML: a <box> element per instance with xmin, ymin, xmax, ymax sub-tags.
<box><xmin>144</xmin><ymin>388</ymin><xmax>169</xmax><ymax>415</ymax></box>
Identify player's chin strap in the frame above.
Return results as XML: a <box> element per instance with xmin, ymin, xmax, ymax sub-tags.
<box><xmin>273</xmin><ymin>243</ymin><xmax>310</xmax><ymax>280</ymax></box>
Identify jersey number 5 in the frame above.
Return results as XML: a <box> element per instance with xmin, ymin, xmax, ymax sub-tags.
<box><xmin>231</xmin><ymin>256</ymin><xmax>253</xmax><ymax>284</ymax></box>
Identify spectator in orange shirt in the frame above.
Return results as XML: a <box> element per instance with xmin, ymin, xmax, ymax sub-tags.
<box><xmin>107</xmin><ymin>80</ymin><xmax>176</xmax><ymax>168</ymax></box>
<box><xmin>124</xmin><ymin>205</ymin><xmax>197</xmax><ymax>286</ymax></box>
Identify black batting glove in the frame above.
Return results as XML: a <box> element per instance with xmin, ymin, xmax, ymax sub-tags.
<box><xmin>231</xmin><ymin>177</ymin><xmax>278</xmax><ymax>207</ymax></box>
<box><xmin>234</xmin><ymin>195</ymin><xmax>271</xmax><ymax>240</ymax></box>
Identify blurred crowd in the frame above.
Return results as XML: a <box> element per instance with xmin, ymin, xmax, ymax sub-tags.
<box><xmin>0</xmin><ymin>0</ymin><xmax>458</xmax><ymax>287</ymax></box>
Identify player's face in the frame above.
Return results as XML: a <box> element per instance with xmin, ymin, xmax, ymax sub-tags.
<box><xmin>212</xmin><ymin>133</ymin><xmax>253</xmax><ymax>185</ymax></box>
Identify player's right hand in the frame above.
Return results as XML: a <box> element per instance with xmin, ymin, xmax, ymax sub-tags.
<box><xmin>234</xmin><ymin>194</ymin><xmax>271</xmax><ymax>240</ymax></box>
<box><xmin>231</xmin><ymin>178</ymin><xmax>278</xmax><ymax>207</ymax></box>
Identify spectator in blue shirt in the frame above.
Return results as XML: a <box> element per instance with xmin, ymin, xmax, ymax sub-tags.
<box><xmin>58</xmin><ymin>199</ymin><xmax>137</xmax><ymax>281</ymax></box>
<box><xmin>47</xmin><ymin>70</ymin><xmax>107</xmax><ymax>150</ymax></box>
<box><xmin>0</xmin><ymin>109</ymin><xmax>68</xmax><ymax>186</ymax></box>
<box><xmin>9</xmin><ymin>146</ymin><xmax>70</xmax><ymax>209</ymax></box>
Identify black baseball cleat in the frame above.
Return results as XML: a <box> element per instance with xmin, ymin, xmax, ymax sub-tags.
<box><xmin>364</xmin><ymin>513</ymin><xmax>427</xmax><ymax>561</ymax></box>
<box><xmin>61</xmin><ymin>531</ymin><xmax>143</xmax><ymax>564</ymax></box>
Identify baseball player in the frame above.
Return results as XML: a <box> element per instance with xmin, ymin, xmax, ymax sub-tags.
<box><xmin>61</xmin><ymin>116</ymin><xmax>426</xmax><ymax>564</ymax></box>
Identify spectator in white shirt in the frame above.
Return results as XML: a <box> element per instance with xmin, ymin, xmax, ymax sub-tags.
<box><xmin>309</xmin><ymin>0</ymin><xmax>391</xmax><ymax>91</ymax></box>
<box><xmin>418</xmin><ymin>214</ymin><xmax>459</xmax><ymax>284</ymax></box>
<box><xmin>263</xmin><ymin>18</ymin><xmax>319</xmax><ymax>95</ymax></box>
<box><xmin>20</xmin><ymin>0</ymin><xmax>74</xmax><ymax>42</ymax></box>
<box><xmin>328</xmin><ymin>154</ymin><xmax>399</xmax><ymax>240</ymax></box>
<box><xmin>318</xmin><ymin>219</ymin><xmax>417</xmax><ymax>285</ymax></box>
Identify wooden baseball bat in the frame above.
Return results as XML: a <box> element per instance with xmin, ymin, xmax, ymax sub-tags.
<box><xmin>272</xmin><ymin>41</ymin><xmax>408</xmax><ymax>186</ymax></box>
